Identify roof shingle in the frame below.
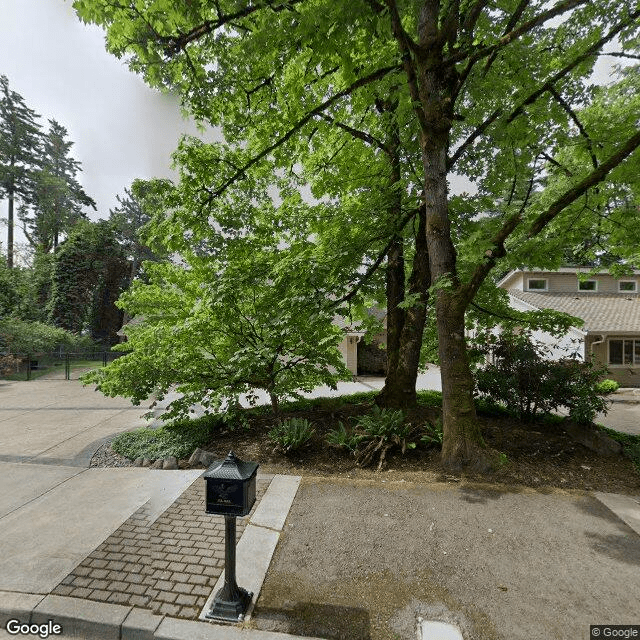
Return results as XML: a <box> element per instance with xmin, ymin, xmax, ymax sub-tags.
<box><xmin>508</xmin><ymin>290</ymin><xmax>640</xmax><ymax>333</ymax></box>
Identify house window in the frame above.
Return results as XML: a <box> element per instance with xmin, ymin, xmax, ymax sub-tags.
<box><xmin>608</xmin><ymin>339</ymin><xmax>640</xmax><ymax>365</ymax></box>
<box><xmin>618</xmin><ymin>281</ymin><xmax>637</xmax><ymax>292</ymax></box>
<box><xmin>578</xmin><ymin>280</ymin><xmax>597</xmax><ymax>291</ymax></box>
<box><xmin>527</xmin><ymin>278</ymin><xmax>547</xmax><ymax>291</ymax></box>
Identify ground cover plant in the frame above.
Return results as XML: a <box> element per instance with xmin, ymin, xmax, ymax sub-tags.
<box><xmin>105</xmin><ymin>390</ymin><xmax>640</xmax><ymax>495</ymax></box>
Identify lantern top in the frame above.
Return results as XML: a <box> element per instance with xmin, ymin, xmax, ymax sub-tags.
<box><xmin>204</xmin><ymin>451</ymin><xmax>258</xmax><ymax>481</ymax></box>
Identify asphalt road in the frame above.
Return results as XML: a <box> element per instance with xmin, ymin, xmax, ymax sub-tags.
<box><xmin>253</xmin><ymin>478</ymin><xmax>640</xmax><ymax>640</ymax></box>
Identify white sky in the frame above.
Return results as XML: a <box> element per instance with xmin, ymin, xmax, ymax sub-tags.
<box><xmin>0</xmin><ymin>0</ymin><xmax>203</xmax><ymax>256</ymax></box>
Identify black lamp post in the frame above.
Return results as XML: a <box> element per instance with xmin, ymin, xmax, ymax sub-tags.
<box><xmin>203</xmin><ymin>451</ymin><xmax>258</xmax><ymax>623</ymax></box>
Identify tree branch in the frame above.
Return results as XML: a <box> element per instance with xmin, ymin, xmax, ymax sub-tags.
<box><xmin>528</xmin><ymin>129</ymin><xmax>640</xmax><ymax>237</ymax></box>
<box><xmin>506</xmin><ymin>12</ymin><xmax>639</xmax><ymax>124</ymax></box>
<box><xmin>549</xmin><ymin>86</ymin><xmax>598</xmax><ymax>169</ymax></box>
<box><xmin>446</xmin><ymin>0</ymin><xmax>589</xmax><ymax>66</ymax></box>
<box><xmin>318</xmin><ymin>114</ymin><xmax>386</xmax><ymax>150</ymax></box>
<box><xmin>330</xmin><ymin>207</ymin><xmax>419</xmax><ymax>308</ymax></box>
<box><xmin>164</xmin><ymin>0</ymin><xmax>307</xmax><ymax>56</ymax></box>
<box><xmin>205</xmin><ymin>64</ymin><xmax>401</xmax><ymax>201</ymax></box>
<box><xmin>383</xmin><ymin>0</ymin><xmax>429</xmax><ymax>133</ymax></box>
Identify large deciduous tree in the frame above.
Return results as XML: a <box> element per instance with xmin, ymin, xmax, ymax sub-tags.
<box><xmin>0</xmin><ymin>75</ymin><xmax>41</xmax><ymax>268</ymax></box>
<box><xmin>74</xmin><ymin>0</ymin><xmax>640</xmax><ymax>470</ymax></box>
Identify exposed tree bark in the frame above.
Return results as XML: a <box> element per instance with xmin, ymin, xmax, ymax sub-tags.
<box><xmin>378</xmin><ymin>204</ymin><xmax>430</xmax><ymax>409</ymax></box>
<box><xmin>414</xmin><ymin>1</ymin><xmax>491</xmax><ymax>469</ymax></box>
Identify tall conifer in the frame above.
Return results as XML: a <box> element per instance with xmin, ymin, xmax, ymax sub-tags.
<box><xmin>0</xmin><ymin>75</ymin><xmax>42</xmax><ymax>268</ymax></box>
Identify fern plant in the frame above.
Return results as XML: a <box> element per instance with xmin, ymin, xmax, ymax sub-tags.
<box><xmin>268</xmin><ymin>418</ymin><xmax>315</xmax><ymax>453</ymax></box>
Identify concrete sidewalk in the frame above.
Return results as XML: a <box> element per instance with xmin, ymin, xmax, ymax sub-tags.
<box><xmin>0</xmin><ymin>473</ymin><xmax>323</xmax><ymax>640</ymax></box>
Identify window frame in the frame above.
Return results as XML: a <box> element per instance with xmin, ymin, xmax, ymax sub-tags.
<box><xmin>527</xmin><ymin>278</ymin><xmax>548</xmax><ymax>291</ymax></box>
<box><xmin>577</xmin><ymin>279</ymin><xmax>598</xmax><ymax>292</ymax></box>
<box><xmin>618</xmin><ymin>280</ymin><xmax>637</xmax><ymax>293</ymax></box>
<box><xmin>608</xmin><ymin>338</ymin><xmax>640</xmax><ymax>366</ymax></box>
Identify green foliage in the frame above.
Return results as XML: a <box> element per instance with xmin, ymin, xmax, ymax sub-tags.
<box><xmin>72</xmin><ymin>0</ymin><xmax>640</xmax><ymax>466</ymax></box>
<box><xmin>596</xmin><ymin>424</ymin><xmax>640</xmax><ymax>473</ymax></box>
<box><xmin>83</xmin><ymin>177</ymin><xmax>352</xmax><ymax>421</ymax></box>
<box><xmin>326</xmin><ymin>422</ymin><xmax>363</xmax><ymax>452</ymax></box>
<box><xmin>111</xmin><ymin>419</ymin><xmax>214</xmax><ymax>460</ymax></box>
<box><xmin>348</xmin><ymin>406</ymin><xmax>416</xmax><ymax>470</ymax></box>
<box><xmin>19</xmin><ymin>119</ymin><xmax>95</xmax><ymax>253</ymax></box>
<box><xmin>268</xmin><ymin>418</ymin><xmax>315</xmax><ymax>453</ymax></box>
<box><xmin>0</xmin><ymin>316</ymin><xmax>94</xmax><ymax>354</ymax></box>
<box><xmin>47</xmin><ymin>220</ymin><xmax>128</xmax><ymax>344</ymax></box>
<box><xmin>420</xmin><ymin>417</ymin><xmax>443</xmax><ymax>447</ymax></box>
<box><xmin>595</xmin><ymin>379</ymin><xmax>619</xmax><ymax>394</ymax></box>
<box><xmin>355</xmin><ymin>406</ymin><xmax>406</xmax><ymax>438</ymax></box>
<box><xmin>416</xmin><ymin>390</ymin><xmax>443</xmax><ymax>408</ymax></box>
<box><xmin>474</xmin><ymin>332</ymin><xmax>611</xmax><ymax>424</ymax></box>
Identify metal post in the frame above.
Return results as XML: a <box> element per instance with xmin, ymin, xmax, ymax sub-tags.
<box><xmin>205</xmin><ymin>515</ymin><xmax>253</xmax><ymax>622</ymax></box>
<box><xmin>103</xmin><ymin>351</ymin><xmax>107</xmax><ymax>367</ymax></box>
<box><xmin>26</xmin><ymin>354</ymin><xmax>31</xmax><ymax>381</ymax></box>
<box><xmin>65</xmin><ymin>353</ymin><xmax>70</xmax><ymax>381</ymax></box>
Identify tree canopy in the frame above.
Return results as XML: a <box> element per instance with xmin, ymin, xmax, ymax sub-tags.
<box><xmin>74</xmin><ymin>0</ymin><xmax>640</xmax><ymax>469</ymax></box>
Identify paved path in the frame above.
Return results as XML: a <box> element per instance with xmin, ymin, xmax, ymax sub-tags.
<box><xmin>0</xmin><ymin>379</ymin><xmax>154</xmax><ymax>465</ymax></box>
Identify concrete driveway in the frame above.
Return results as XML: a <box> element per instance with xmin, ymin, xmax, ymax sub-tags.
<box><xmin>0</xmin><ymin>378</ymin><xmax>154</xmax><ymax>466</ymax></box>
<box><xmin>0</xmin><ymin>379</ymin><xmax>201</xmax><ymax>595</ymax></box>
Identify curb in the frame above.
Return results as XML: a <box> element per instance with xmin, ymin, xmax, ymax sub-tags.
<box><xmin>1</xmin><ymin>595</ymin><xmax>325</xmax><ymax>639</ymax></box>
<box><xmin>0</xmin><ymin>474</ymin><xmax>315</xmax><ymax>640</ymax></box>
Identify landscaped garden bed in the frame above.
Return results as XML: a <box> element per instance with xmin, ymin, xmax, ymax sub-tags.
<box><xmin>94</xmin><ymin>390</ymin><xmax>640</xmax><ymax>495</ymax></box>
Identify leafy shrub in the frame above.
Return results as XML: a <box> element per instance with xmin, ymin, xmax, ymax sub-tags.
<box><xmin>595</xmin><ymin>379</ymin><xmax>619</xmax><ymax>394</ymax></box>
<box><xmin>416</xmin><ymin>390</ymin><xmax>443</xmax><ymax>407</ymax></box>
<box><xmin>268</xmin><ymin>418</ymin><xmax>315</xmax><ymax>453</ymax></box>
<box><xmin>474</xmin><ymin>332</ymin><xmax>610</xmax><ymax>424</ymax></box>
<box><xmin>111</xmin><ymin>418</ymin><xmax>215</xmax><ymax>460</ymax></box>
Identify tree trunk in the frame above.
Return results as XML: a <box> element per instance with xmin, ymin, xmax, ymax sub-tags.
<box><xmin>415</xmin><ymin>28</ymin><xmax>493</xmax><ymax>470</ymax></box>
<box><xmin>378</xmin><ymin>205</ymin><xmax>429</xmax><ymax>409</ymax></box>
<box><xmin>7</xmin><ymin>191</ymin><xmax>14</xmax><ymax>268</ymax></box>
<box><xmin>435</xmin><ymin>293</ymin><xmax>491</xmax><ymax>470</ymax></box>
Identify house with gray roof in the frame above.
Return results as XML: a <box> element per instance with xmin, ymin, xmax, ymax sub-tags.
<box><xmin>498</xmin><ymin>268</ymin><xmax>640</xmax><ymax>387</ymax></box>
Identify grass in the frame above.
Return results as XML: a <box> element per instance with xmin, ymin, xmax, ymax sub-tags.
<box><xmin>1</xmin><ymin>358</ymin><xmax>104</xmax><ymax>381</ymax></box>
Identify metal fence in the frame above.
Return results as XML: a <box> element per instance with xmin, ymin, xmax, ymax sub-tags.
<box><xmin>0</xmin><ymin>350</ymin><xmax>124</xmax><ymax>381</ymax></box>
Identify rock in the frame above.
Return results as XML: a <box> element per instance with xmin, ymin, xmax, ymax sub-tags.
<box><xmin>189</xmin><ymin>448</ymin><xmax>204</xmax><ymax>466</ymax></box>
<box><xmin>142</xmin><ymin>458</ymin><xmax>152</xmax><ymax>467</ymax></box>
<box><xmin>563</xmin><ymin>422</ymin><xmax>623</xmax><ymax>456</ymax></box>
<box><xmin>152</xmin><ymin>459</ymin><xmax>164</xmax><ymax>469</ymax></box>
<box><xmin>163</xmin><ymin>456</ymin><xmax>178</xmax><ymax>470</ymax></box>
<box><xmin>200</xmin><ymin>450</ymin><xmax>216</xmax><ymax>467</ymax></box>
<box><xmin>133</xmin><ymin>457</ymin><xmax>144</xmax><ymax>467</ymax></box>
<box><xmin>188</xmin><ymin>447</ymin><xmax>216</xmax><ymax>467</ymax></box>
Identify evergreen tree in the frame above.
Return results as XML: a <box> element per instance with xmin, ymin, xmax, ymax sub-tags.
<box><xmin>20</xmin><ymin>119</ymin><xmax>95</xmax><ymax>252</ymax></box>
<box><xmin>0</xmin><ymin>75</ymin><xmax>42</xmax><ymax>268</ymax></box>
<box><xmin>47</xmin><ymin>220</ymin><xmax>129</xmax><ymax>345</ymax></box>
<box><xmin>108</xmin><ymin>179</ymin><xmax>167</xmax><ymax>287</ymax></box>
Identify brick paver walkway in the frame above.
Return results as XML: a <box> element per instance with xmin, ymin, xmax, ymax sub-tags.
<box><xmin>51</xmin><ymin>475</ymin><xmax>271</xmax><ymax>618</ymax></box>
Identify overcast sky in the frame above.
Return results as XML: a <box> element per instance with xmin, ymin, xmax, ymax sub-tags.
<box><xmin>0</xmin><ymin>0</ymin><xmax>203</xmax><ymax>255</ymax></box>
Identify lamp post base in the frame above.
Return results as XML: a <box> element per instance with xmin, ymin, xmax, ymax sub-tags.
<box><xmin>205</xmin><ymin>586</ymin><xmax>253</xmax><ymax>623</ymax></box>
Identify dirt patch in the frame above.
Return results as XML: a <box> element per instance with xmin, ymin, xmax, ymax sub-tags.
<box><xmin>199</xmin><ymin>404</ymin><xmax>640</xmax><ymax>495</ymax></box>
